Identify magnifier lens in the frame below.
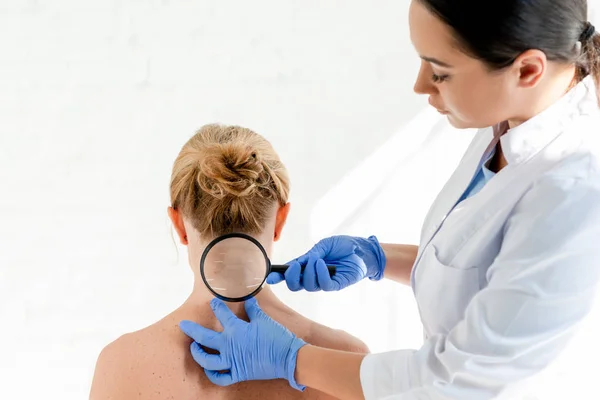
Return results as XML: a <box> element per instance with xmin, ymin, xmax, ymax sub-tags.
<box><xmin>202</xmin><ymin>236</ymin><xmax>268</xmax><ymax>301</ymax></box>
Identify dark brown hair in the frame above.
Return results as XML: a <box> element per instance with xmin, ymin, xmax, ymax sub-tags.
<box><xmin>419</xmin><ymin>0</ymin><xmax>600</xmax><ymax>103</ymax></box>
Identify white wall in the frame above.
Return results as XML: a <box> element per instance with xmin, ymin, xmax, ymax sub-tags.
<box><xmin>4</xmin><ymin>1</ymin><xmax>595</xmax><ymax>399</ymax></box>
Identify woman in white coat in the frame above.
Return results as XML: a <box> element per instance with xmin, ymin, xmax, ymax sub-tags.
<box><xmin>179</xmin><ymin>0</ymin><xmax>600</xmax><ymax>399</ymax></box>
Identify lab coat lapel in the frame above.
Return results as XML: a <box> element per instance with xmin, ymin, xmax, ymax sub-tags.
<box><xmin>441</xmin><ymin>130</ymin><xmax>577</xmax><ymax>260</ymax></box>
<box><xmin>417</xmin><ymin>128</ymin><xmax>494</xmax><ymax>256</ymax></box>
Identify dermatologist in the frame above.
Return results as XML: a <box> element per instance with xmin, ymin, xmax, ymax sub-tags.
<box><xmin>179</xmin><ymin>1</ymin><xmax>600</xmax><ymax>399</ymax></box>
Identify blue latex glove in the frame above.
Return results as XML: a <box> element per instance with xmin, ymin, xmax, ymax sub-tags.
<box><xmin>267</xmin><ymin>235</ymin><xmax>386</xmax><ymax>292</ymax></box>
<box><xmin>179</xmin><ymin>297</ymin><xmax>307</xmax><ymax>391</ymax></box>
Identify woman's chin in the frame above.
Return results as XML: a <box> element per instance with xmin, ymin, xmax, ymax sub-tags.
<box><xmin>444</xmin><ymin>113</ymin><xmax>460</xmax><ymax>127</ymax></box>
<box><xmin>445</xmin><ymin>113</ymin><xmax>474</xmax><ymax>130</ymax></box>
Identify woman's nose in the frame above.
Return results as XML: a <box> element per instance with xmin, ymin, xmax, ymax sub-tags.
<box><xmin>413</xmin><ymin>64</ymin><xmax>436</xmax><ymax>95</ymax></box>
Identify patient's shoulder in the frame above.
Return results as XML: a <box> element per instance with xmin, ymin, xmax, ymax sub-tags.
<box><xmin>89</xmin><ymin>319</ymin><xmax>191</xmax><ymax>399</ymax></box>
<box><xmin>94</xmin><ymin>318</ymin><xmax>178</xmax><ymax>366</ymax></box>
<box><xmin>305</xmin><ymin>322</ymin><xmax>370</xmax><ymax>354</ymax></box>
<box><xmin>89</xmin><ymin>332</ymin><xmax>140</xmax><ymax>399</ymax></box>
<box><xmin>270</xmin><ymin>303</ymin><xmax>370</xmax><ymax>354</ymax></box>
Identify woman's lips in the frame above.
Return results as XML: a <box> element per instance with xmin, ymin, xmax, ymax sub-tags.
<box><xmin>429</xmin><ymin>98</ymin><xmax>449</xmax><ymax>114</ymax></box>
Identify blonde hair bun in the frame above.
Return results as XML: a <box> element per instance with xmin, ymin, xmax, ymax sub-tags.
<box><xmin>170</xmin><ymin>124</ymin><xmax>290</xmax><ymax>237</ymax></box>
<box><xmin>197</xmin><ymin>142</ymin><xmax>267</xmax><ymax>199</ymax></box>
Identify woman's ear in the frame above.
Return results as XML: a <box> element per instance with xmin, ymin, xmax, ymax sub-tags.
<box><xmin>167</xmin><ymin>206</ymin><xmax>188</xmax><ymax>245</ymax></box>
<box><xmin>273</xmin><ymin>203</ymin><xmax>291</xmax><ymax>242</ymax></box>
<box><xmin>513</xmin><ymin>49</ymin><xmax>547</xmax><ymax>89</ymax></box>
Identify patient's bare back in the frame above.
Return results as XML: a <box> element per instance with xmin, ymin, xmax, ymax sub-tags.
<box><xmin>90</xmin><ymin>301</ymin><xmax>368</xmax><ymax>399</ymax></box>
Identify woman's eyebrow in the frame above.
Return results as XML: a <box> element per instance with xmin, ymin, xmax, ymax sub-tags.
<box><xmin>420</xmin><ymin>55</ymin><xmax>454</xmax><ymax>68</ymax></box>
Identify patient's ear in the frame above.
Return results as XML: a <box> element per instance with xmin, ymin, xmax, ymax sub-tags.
<box><xmin>273</xmin><ymin>203</ymin><xmax>291</xmax><ymax>242</ymax></box>
<box><xmin>167</xmin><ymin>206</ymin><xmax>188</xmax><ymax>245</ymax></box>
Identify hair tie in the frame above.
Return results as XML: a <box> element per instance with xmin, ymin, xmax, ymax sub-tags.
<box><xmin>580</xmin><ymin>22</ymin><xmax>596</xmax><ymax>42</ymax></box>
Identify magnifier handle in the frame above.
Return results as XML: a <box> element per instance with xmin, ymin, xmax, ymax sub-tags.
<box><xmin>271</xmin><ymin>264</ymin><xmax>337</xmax><ymax>276</ymax></box>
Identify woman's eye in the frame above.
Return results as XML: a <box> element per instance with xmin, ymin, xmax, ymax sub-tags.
<box><xmin>431</xmin><ymin>73</ymin><xmax>450</xmax><ymax>83</ymax></box>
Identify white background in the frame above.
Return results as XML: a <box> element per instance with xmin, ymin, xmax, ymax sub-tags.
<box><xmin>1</xmin><ymin>1</ymin><xmax>597</xmax><ymax>399</ymax></box>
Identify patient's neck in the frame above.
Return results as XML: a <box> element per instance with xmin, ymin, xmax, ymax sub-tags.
<box><xmin>183</xmin><ymin>278</ymin><xmax>281</xmax><ymax>320</ymax></box>
<box><xmin>180</xmin><ymin>230</ymin><xmax>281</xmax><ymax>319</ymax></box>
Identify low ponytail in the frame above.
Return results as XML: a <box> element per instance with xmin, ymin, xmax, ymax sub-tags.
<box><xmin>588</xmin><ymin>34</ymin><xmax>600</xmax><ymax>104</ymax></box>
<box><xmin>579</xmin><ymin>22</ymin><xmax>600</xmax><ymax>105</ymax></box>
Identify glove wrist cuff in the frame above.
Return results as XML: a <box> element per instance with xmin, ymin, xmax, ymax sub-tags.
<box><xmin>366</xmin><ymin>235</ymin><xmax>386</xmax><ymax>281</ymax></box>
<box><xmin>285</xmin><ymin>338</ymin><xmax>307</xmax><ymax>391</ymax></box>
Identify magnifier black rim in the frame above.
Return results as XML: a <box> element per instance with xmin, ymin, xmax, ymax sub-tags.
<box><xmin>200</xmin><ymin>232</ymin><xmax>271</xmax><ymax>303</ymax></box>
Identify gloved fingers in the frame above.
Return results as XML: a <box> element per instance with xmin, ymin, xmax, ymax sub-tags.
<box><xmin>190</xmin><ymin>342</ymin><xmax>229</xmax><ymax>371</ymax></box>
<box><xmin>204</xmin><ymin>369</ymin><xmax>235</xmax><ymax>386</ymax></box>
<box><xmin>315</xmin><ymin>258</ymin><xmax>337</xmax><ymax>291</ymax></box>
<box><xmin>290</xmin><ymin>237</ymin><xmax>358</xmax><ymax>268</ymax></box>
<box><xmin>290</xmin><ymin>252</ymin><xmax>309</xmax><ymax>267</ymax></box>
<box><xmin>210</xmin><ymin>298</ymin><xmax>244</xmax><ymax>329</ymax></box>
<box><xmin>179</xmin><ymin>320</ymin><xmax>222</xmax><ymax>350</ymax></box>
<box><xmin>266</xmin><ymin>271</ymin><xmax>284</xmax><ymax>285</ymax></box>
<box><xmin>288</xmin><ymin>240</ymin><xmax>328</xmax><ymax>266</ymax></box>
<box><xmin>332</xmin><ymin>270</ymin><xmax>355</xmax><ymax>290</ymax></box>
<box><xmin>302</xmin><ymin>253</ymin><xmax>320</xmax><ymax>292</ymax></box>
<box><xmin>244</xmin><ymin>297</ymin><xmax>266</xmax><ymax>321</ymax></box>
<box><xmin>327</xmin><ymin>237</ymin><xmax>358</xmax><ymax>259</ymax></box>
<box><xmin>284</xmin><ymin>261</ymin><xmax>303</xmax><ymax>292</ymax></box>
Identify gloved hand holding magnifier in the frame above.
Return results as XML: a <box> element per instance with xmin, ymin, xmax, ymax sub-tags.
<box><xmin>200</xmin><ymin>232</ymin><xmax>337</xmax><ymax>302</ymax></box>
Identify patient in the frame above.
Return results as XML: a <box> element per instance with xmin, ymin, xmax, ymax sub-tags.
<box><xmin>89</xmin><ymin>124</ymin><xmax>369</xmax><ymax>399</ymax></box>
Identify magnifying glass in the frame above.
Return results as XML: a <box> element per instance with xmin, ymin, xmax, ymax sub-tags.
<box><xmin>200</xmin><ymin>232</ymin><xmax>337</xmax><ymax>302</ymax></box>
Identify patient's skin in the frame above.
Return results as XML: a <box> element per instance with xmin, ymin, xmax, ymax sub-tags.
<box><xmin>90</xmin><ymin>214</ymin><xmax>369</xmax><ymax>400</ymax></box>
<box><xmin>89</xmin><ymin>285</ymin><xmax>368</xmax><ymax>400</ymax></box>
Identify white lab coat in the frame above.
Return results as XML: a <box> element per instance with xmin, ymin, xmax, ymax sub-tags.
<box><xmin>360</xmin><ymin>76</ymin><xmax>600</xmax><ymax>399</ymax></box>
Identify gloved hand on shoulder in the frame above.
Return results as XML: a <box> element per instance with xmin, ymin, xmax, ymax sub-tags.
<box><xmin>180</xmin><ymin>298</ymin><xmax>307</xmax><ymax>390</ymax></box>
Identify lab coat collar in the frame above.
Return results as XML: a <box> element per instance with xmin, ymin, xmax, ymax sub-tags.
<box><xmin>497</xmin><ymin>76</ymin><xmax>597</xmax><ymax>165</ymax></box>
